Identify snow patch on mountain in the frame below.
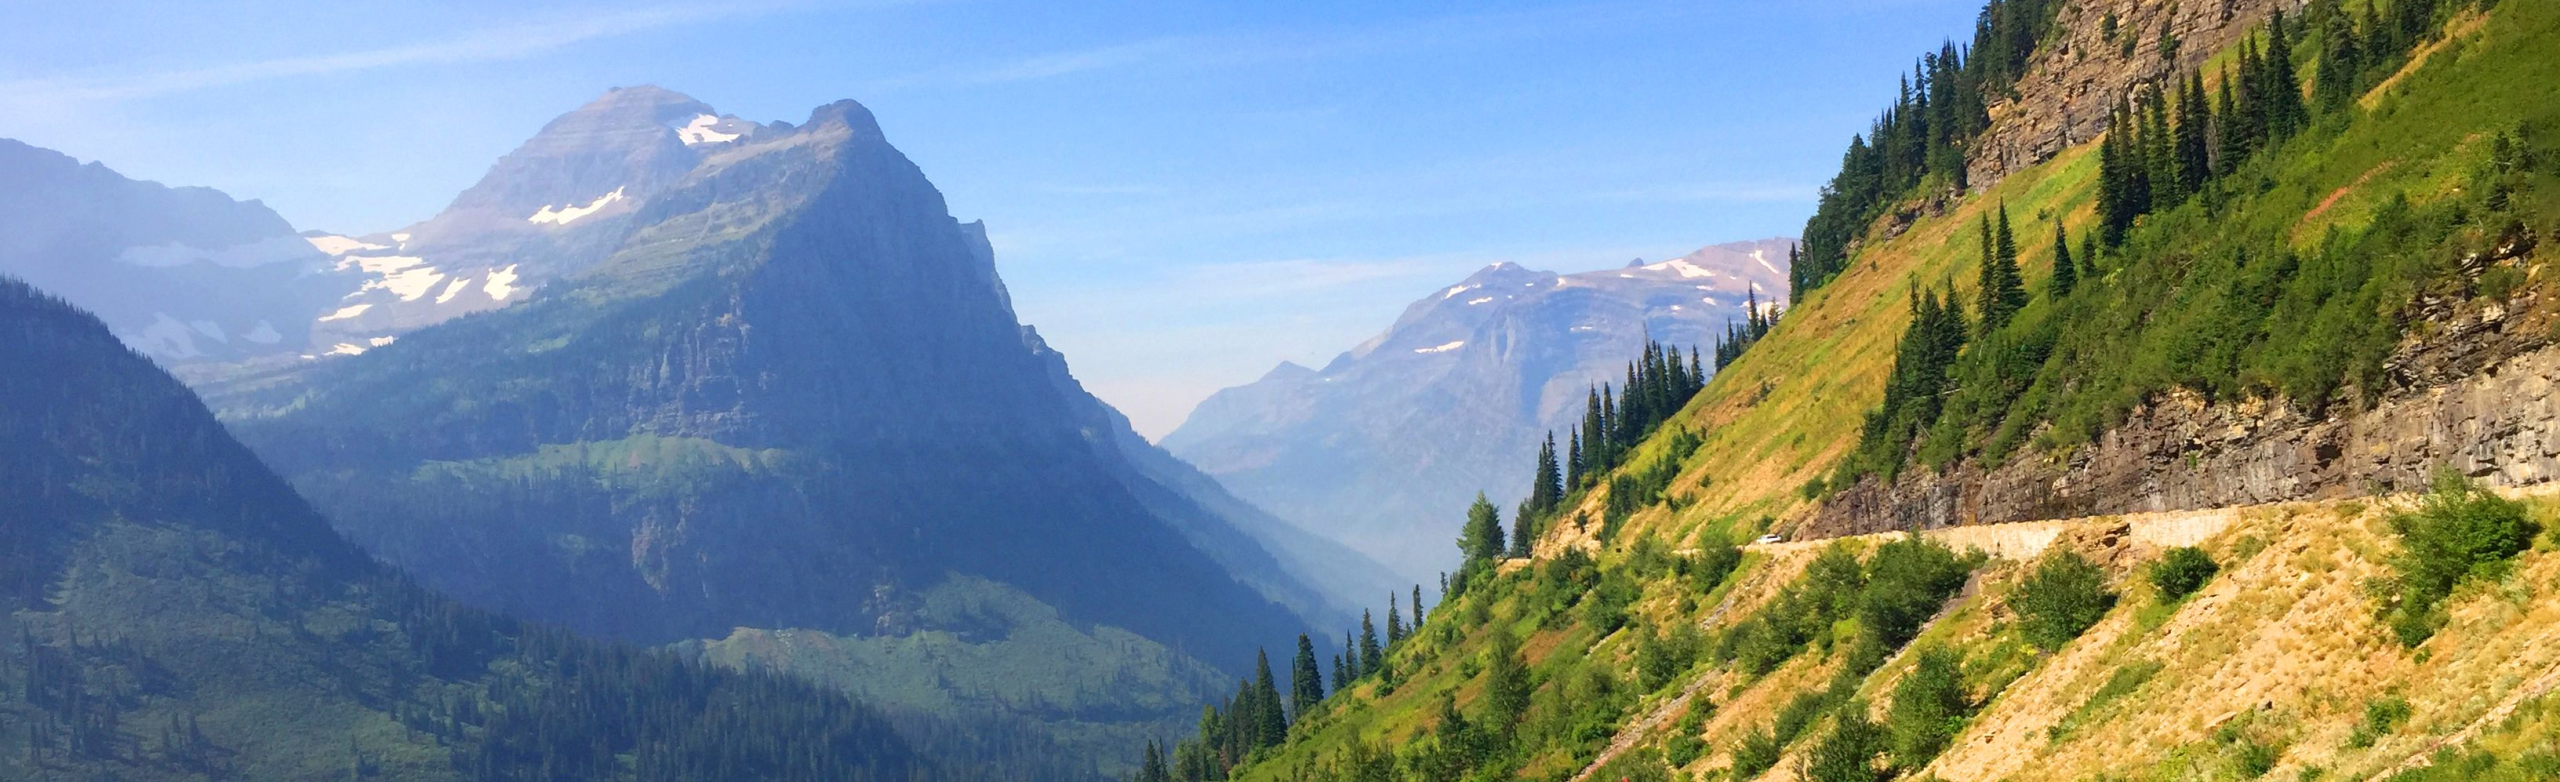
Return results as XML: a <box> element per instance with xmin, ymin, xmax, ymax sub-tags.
<box><xmin>318</xmin><ymin>303</ymin><xmax>372</xmax><ymax>322</ymax></box>
<box><xmin>1639</xmin><ymin>258</ymin><xmax>1718</xmax><ymax>278</ymax></box>
<box><xmin>528</xmin><ymin>187</ymin><xmax>626</xmax><ymax>226</ymax></box>
<box><xmin>484</xmin><ymin>264</ymin><xmax>522</xmax><ymax>301</ymax></box>
<box><xmin>1442</xmin><ymin>284</ymin><xmax>1476</xmax><ymax>300</ymax></box>
<box><xmin>1467</xmin><ymin>297</ymin><xmax>1495</xmax><ymax>305</ymax></box>
<box><xmin>1414</xmin><ymin>341</ymin><xmax>1465</xmax><ymax>354</ymax></box>
<box><xmin>243</xmin><ymin>320</ymin><xmax>282</xmax><ymax>344</ymax></box>
<box><xmin>675</xmin><ymin>114</ymin><xmax>742</xmax><ymax>145</ymax></box>
<box><xmin>306</xmin><ymin>235</ymin><xmax>388</xmax><ymax>256</ymax></box>
<box><xmin>130</xmin><ymin>313</ymin><xmax>203</xmax><ymax>359</ymax></box>
<box><xmin>345</xmin><ymin>256</ymin><xmax>444</xmax><ymax>301</ymax></box>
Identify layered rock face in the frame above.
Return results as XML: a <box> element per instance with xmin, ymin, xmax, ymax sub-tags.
<box><xmin>1966</xmin><ymin>0</ymin><xmax>2307</xmax><ymax>189</ymax></box>
<box><xmin>1165</xmin><ymin>239</ymin><xmax>1794</xmax><ymax>582</ymax></box>
<box><xmin>1809</xmin><ymin>262</ymin><xmax>2559</xmax><ymax>537</ymax></box>
<box><xmin>224</xmin><ymin>92</ymin><xmax>1311</xmax><ymax>670</ymax></box>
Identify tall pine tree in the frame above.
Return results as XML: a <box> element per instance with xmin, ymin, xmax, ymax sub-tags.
<box><xmin>1357</xmin><ymin>612</ymin><xmax>1383</xmax><ymax>677</ymax></box>
<box><xmin>1289</xmin><ymin>634</ymin><xmax>1323</xmax><ymax>720</ymax></box>
<box><xmin>2264</xmin><ymin>8</ymin><xmax>2308</xmax><ymax>140</ymax></box>
<box><xmin>2316</xmin><ymin>1</ymin><xmax>2365</xmax><ymax>112</ymax></box>
<box><xmin>2050</xmin><ymin>222</ymin><xmax>2077</xmax><ymax>296</ymax></box>
<box><xmin>1976</xmin><ymin>206</ymin><xmax>2028</xmax><ymax>332</ymax></box>
<box><xmin>1458</xmin><ymin>492</ymin><xmax>1506</xmax><ymax>570</ymax></box>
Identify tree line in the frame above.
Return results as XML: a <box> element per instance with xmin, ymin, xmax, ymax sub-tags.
<box><xmin>1793</xmin><ymin>0</ymin><xmax>2071</xmax><ymax>303</ymax></box>
<box><xmin>1834</xmin><ymin>0</ymin><xmax>2529</xmax><ymax>491</ymax></box>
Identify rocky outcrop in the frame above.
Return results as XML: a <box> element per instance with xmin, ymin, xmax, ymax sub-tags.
<box><xmin>1966</xmin><ymin>0</ymin><xmax>2307</xmax><ymax>190</ymax></box>
<box><xmin>1809</xmin><ymin>245</ymin><xmax>2555</xmax><ymax>538</ymax></box>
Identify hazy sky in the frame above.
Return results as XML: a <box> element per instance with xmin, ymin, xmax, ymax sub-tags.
<box><xmin>1</xmin><ymin>0</ymin><xmax>1983</xmax><ymax>438</ymax></box>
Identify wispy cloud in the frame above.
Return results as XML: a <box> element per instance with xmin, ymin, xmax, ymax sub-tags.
<box><xmin>0</xmin><ymin>2</ymin><xmax>827</xmax><ymax>105</ymax></box>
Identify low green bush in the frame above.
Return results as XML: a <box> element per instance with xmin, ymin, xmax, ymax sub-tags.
<box><xmin>2379</xmin><ymin>471</ymin><xmax>2540</xmax><ymax>646</ymax></box>
<box><xmin>1886</xmin><ymin>646</ymin><xmax>1971</xmax><ymax>769</ymax></box>
<box><xmin>2013</xmin><ymin>551</ymin><xmax>2117</xmax><ymax>651</ymax></box>
<box><xmin>2149</xmin><ymin>546</ymin><xmax>2220</xmax><ymax>600</ymax></box>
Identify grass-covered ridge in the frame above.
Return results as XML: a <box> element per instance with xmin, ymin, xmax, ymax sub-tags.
<box><xmin>1841</xmin><ymin>0</ymin><xmax>2560</xmax><ymax>484</ymax></box>
<box><xmin>1124</xmin><ymin>2</ymin><xmax>2560</xmax><ymax>780</ymax></box>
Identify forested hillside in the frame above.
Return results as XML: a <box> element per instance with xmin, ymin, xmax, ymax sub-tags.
<box><xmin>0</xmin><ymin>277</ymin><xmax>959</xmax><ymax>781</ymax></box>
<box><xmin>1114</xmin><ymin>0</ymin><xmax>2560</xmax><ymax>779</ymax></box>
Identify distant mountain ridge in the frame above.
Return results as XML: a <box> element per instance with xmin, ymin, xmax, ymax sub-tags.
<box><xmin>1163</xmin><ymin>238</ymin><xmax>1793</xmax><ymax>582</ymax></box>
<box><xmin>0</xmin><ymin>139</ymin><xmax>343</xmax><ymax>363</ymax></box>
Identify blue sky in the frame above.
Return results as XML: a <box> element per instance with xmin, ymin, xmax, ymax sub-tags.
<box><xmin>0</xmin><ymin>0</ymin><xmax>1983</xmax><ymax>437</ymax></box>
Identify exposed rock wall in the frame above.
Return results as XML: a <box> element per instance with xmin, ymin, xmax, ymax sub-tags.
<box><xmin>1967</xmin><ymin>0</ymin><xmax>2308</xmax><ymax>189</ymax></box>
<box><xmin>1809</xmin><ymin>272</ymin><xmax>2560</xmax><ymax>538</ymax></box>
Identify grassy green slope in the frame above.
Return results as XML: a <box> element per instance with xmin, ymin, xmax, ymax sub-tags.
<box><xmin>689</xmin><ymin>575</ymin><xmax>1231</xmax><ymax>778</ymax></box>
<box><xmin>1194</xmin><ymin>2</ymin><xmax>2560</xmax><ymax>781</ymax></box>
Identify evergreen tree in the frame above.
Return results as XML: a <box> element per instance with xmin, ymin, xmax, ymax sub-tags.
<box><xmin>1481</xmin><ymin>631</ymin><xmax>1532</xmax><ymax>736</ymax></box>
<box><xmin>1140</xmin><ymin>741</ymin><xmax>1171</xmax><ymax>782</ymax></box>
<box><xmin>2098</xmin><ymin>113</ymin><xmax>2128</xmax><ymax>247</ymax></box>
<box><xmin>1976</xmin><ymin>207</ymin><xmax>2027</xmax><ymax>332</ymax></box>
<box><xmin>2213</xmin><ymin>67</ymin><xmax>2240</xmax><ymax>177</ymax></box>
<box><xmin>1330</xmin><ymin>652</ymin><xmax>1346</xmax><ymax>692</ymax></box>
<box><xmin>1458</xmin><ymin>492</ymin><xmax>1506</xmax><ymax>568</ymax></box>
<box><xmin>1343</xmin><ymin>632</ymin><xmax>1359</xmax><ymax>679</ymax></box>
<box><xmin>1509</xmin><ymin>505</ymin><xmax>1536</xmax><ymax>559</ymax></box>
<box><xmin>1528</xmin><ymin>433</ymin><xmax>1563</xmax><ymax>516</ymax></box>
<box><xmin>2316</xmin><ymin>1</ymin><xmax>2365</xmax><ymax>112</ymax></box>
<box><xmin>1290</xmin><ymin>634</ymin><xmax>1324</xmax><ymax>719</ymax></box>
<box><xmin>2146</xmin><ymin>89</ymin><xmax>2182</xmax><ymax>209</ymax></box>
<box><xmin>2175</xmin><ymin>73</ymin><xmax>2212</xmax><ymax>196</ymax></box>
<box><xmin>2230</xmin><ymin>43</ymin><xmax>2267</xmax><ymax>161</ymax></box>
<box><xmin>1251</xmin><ymin>649</ymin><xmax>1287</xmax><ymax>741</ymax></box>
<box><xmin>2265</xmin><ymin>8</ymin><xmax>2308</xmax><ymax>140</ymax></box>
<box><xmin>1565</xmin><ymin>428</ymin><xmax>1586</xmax><ymax>489</ymax></box>
<box><xmin>1358</xmin><ymin>612</ymin><xmax>1383</xmax><ymax>677</ymax></box>
<box><xmin>1411</xmin><ymin>585</ymin><xmax>1426</xmax><ymax>630</ymax></box>
<box><xmin>1386</xmin><ymin>600</ymin><xmax>1406</xmax><ymax>647</ymax></box>
<box><xmin>2050</xmin><ymin>222</ymin><xmax>2077</xmax><ymax>296</ymax></box>
<box><xmin>1578</xmin><ymin>388</ymin><xmax>1607</xmax><ymax>484</ymax></box>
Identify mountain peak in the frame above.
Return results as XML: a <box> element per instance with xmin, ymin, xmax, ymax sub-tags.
<box><xmin>437</xmin><ymin>86</ymin><xmax>716</xmax><ymax>217</ymax></box>
<box><xmin>1260</xmin><ymin>360</ymin><xmax>1317</xmax><ymax>382</ymax></box>
<box><xmin>803</xmin><ymin>99</ymin><xmax>885</xmax><ymax>139</ymax></box>
<box><xmin>586</xmin><ymin>84</ymin><xmax>711</xmax><ymax>114</ymax></box>
<box><xmin>1459</xmin><ymin>261</ymin><xmax>1553</xmax><ymax>287</ymax></box>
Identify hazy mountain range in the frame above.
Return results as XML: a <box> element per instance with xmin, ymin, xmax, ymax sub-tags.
<box><xmin>1162</xmin><ymin>238</ymin><xmax>1793</xmax><ymax>582</ymax></box>
<box><xmin>0</xmin><ymin>86</ymin><xmax>1406</xmax><ymax>775</ymax></box>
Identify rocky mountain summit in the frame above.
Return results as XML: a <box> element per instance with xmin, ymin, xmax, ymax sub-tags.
<box><xmin>1163</xmin><ymin>238</ymin><xmax>1794</xmax><ymax>581</ymax></box>
<box><xmin>214</xmin><ymin>90</ymin><xmax>1334</xmax><ymax>680</ymax></box>
<box><xmin>0</xmin><ymin>87</ymin><xmax>794</xmax><ymax>366</ymax></box>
